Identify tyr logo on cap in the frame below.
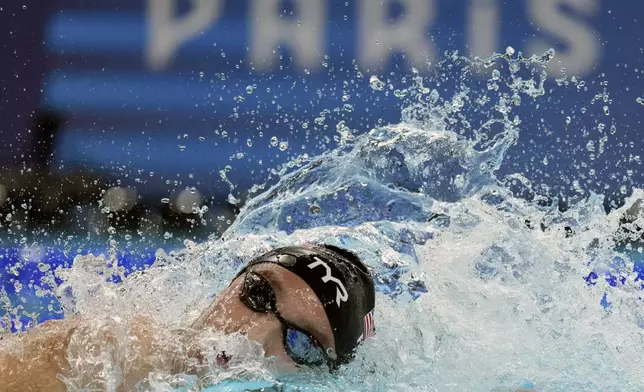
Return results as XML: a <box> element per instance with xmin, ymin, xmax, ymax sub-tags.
<box><xmin>308</xmin><ymin>256</ymin><xmax>348</xmax><ymax>307</ymax></box>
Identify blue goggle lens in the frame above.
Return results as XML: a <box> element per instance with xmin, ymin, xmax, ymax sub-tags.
<box><xmin>284</xmin><ymin>327</ymin><xmax>326</xmax><ymax>366</ymax></box>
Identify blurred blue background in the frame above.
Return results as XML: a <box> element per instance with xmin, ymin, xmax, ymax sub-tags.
<box><xmin>6</xmin><ymin>0</ymin><xmax>643</xmax><ymax>201</ymax></box>
<box><xmin>1</xmin><ymin>0</ymin><xmax>643</xmax><ymax>328</ymax></box>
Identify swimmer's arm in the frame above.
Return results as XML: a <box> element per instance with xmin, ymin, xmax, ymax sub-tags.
<box><xmin>0</xmin><ymin>317</ymin><xmax>193</xmax><ymax>392</ymax></box>
<box><xmin>0</xmin><ymin>318</ymin><xmax>79</xmax><ymax>392</ymax></box>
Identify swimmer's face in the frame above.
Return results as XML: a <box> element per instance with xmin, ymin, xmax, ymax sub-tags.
<box><xmin>192</xmin><ymin>263</ymin><xmax>336</xmax><ymax>372</ymax></box>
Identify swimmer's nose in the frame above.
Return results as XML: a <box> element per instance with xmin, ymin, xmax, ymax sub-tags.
<box><xmin>243</xmin><ymin>311</ymin><xmax>282</xmax><ymax>342</ymax></box>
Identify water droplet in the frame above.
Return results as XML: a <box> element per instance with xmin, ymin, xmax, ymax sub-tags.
<box><xmin>637</xmin><ymin>97</ymin><xmax>644</xmax><ymax>105</ymax></box>
<box><xmin>107</xmin><ymin>226</ymin><xmax>117</xmax><ymax>235</ymax></box>
<box><xmin>428</xmin><ymin>89</ymin><xmax>440</xmax><ymax>103</ymax></box>
<box><xmin>286</xmin><ymin>215</ymin><xmax>293</xmax><ymax>223</ymax></box>
<box><xmin>343</xmin><ymin>103</ymin><xmax>354</xmax><ymax>112</ymax></box>
<box><xmin>270</xmin><ymin>136</ymin><xmax>278</xmax><ymax>147</ymax></box>
<box><xmin>161</xmin><ymin>198</ymin><xmax>170</xmax><ymax>204</ymax></box>
<box><xmin>393</xmin><ymin>89</ymin><xmax>408</xmax><ymax>99</ymax></box>
<box><xmin>491</xmin><ymin>69</ymin><xmax>501</xmax><ymax>81</ymax></box>
<box><xmin>505</xmin><ymin>46</ymin><xmax>515</xmax><ymax>56</ymax></box>
<box><xmin>603</xmin><ymin>105</ymin><xmax>610</xmax><ymax>115</ymax></box>
<box><xmin>179</xmin><ymin>145</ymin><xmax>186</xmax><ymax>152</ymax></box>
<box><xmin>369</xmin><ymin>75</ymin><xmax>385</xmax><ymax>91</ymax></box>
<box><xmin>309</xmin><ymin>203</ymin><xmax>322</xmax><ymax>215</ymax></box>
<box><xmin>22</xmin><ymin>5</ymin><xmax>27</xmax><ymax>10</ymax></box>
<box><xmin>164</xmin><ymin>232</ymin><xmax>173</xmax><ymax>240</ymax></box>
<box><xmin>199</xmin><ymin>136</ymin><xmax>205</xmax><ymax>142</ymax></box>
<box><xmin>246</xmin><ymin>138</ymin><xmax>253</xmax><ymax>147</ymax></box>
<box><xmin>565</xmin><ymin>116</ymin><xmax>571</xmax><ymax>124</ymax></box>
<box><xmin>227</xmin><ymin>193</ymin><xmax>240</xmax><ymax>205</ymax></box>
<box><xmin>513</xmin><ymin>115</ymin><xmax>521</xmax><ymax>125</ymax></box>
<box><xmin>246</xmin><ymin>85</ymin><xmax>254</xmax><ymax>94</ymax></box>
<box><xmin>279</xmin><ymin>141</ymin><xmax>289</xmax><ymax>151</ymax></box>
<box><xmin>199</xmin><ymin>71</ymin><xmax>204</xmax><ymax>78</ymax></box>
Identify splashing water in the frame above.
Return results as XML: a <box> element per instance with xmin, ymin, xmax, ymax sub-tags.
<box><xmin>2</xmin><ymin>50</ymin><xmax>644</xmax><ymax>391</ymax></box>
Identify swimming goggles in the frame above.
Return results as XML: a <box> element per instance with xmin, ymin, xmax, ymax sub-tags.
<box><xmin>239</xmin><ymin>270</ymin><xmax>337</xmax><ymax>369</ymax></box>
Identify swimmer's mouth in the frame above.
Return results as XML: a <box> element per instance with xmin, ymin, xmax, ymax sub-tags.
<box><xmin>216</xmin><ymin>350</ymin><xmax>231</xmax><ymax>366</ymax></box>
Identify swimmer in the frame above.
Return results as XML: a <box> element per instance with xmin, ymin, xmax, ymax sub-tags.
<box><xmin>0</xmin><ymin>244</ymin><xmax>376</xmax><ymax>391</ymax></box>
<box><xmin>1</xmin><ymin>244</ymin><xmax>537</xmax><ymax>392</ymax></box>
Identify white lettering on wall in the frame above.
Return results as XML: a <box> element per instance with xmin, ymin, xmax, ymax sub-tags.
<box><xmin>468</xmin><ymin>0</ymin><xmax>500</xmax><ymax>59</ymax></box>
<box><xmin>142</xmin><ymin>0</ymin><xmax>602</xmax><ymax>77</ymax></box>
<box><xmin>358</xmin><ymin>0</ymin><xmax>437</xmax><ymax>71</ymax></box>
<box><xmin>250</xmin><ymin>0</ymin><xmax>325</xmax><ymax>72</ymax></box>
<box><xmin>146</xmin><ymin>0</ymin><xmax>222</xmax><ymax>71</ymax></box>
<box><xmin>526</xmin><ymin>0</ymin><xmax>600</xmax><ymax>77</ymax></box>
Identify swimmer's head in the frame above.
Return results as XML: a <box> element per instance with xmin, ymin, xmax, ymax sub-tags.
<box><xmin>193</xmin><ymin>244</ymin><xmax>376</xmax><ymax>370</ymax></box>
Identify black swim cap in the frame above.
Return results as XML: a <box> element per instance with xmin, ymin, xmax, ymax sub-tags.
<box><xmin>235</xmin><ymin>244</ymin><xmax>376</xmax><ymax>364</ymax></box>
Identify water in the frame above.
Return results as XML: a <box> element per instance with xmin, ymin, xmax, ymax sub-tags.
<box><xmin>2</xmin><ymin>50</ymin><xmax>644</xmax><ymax>391</ymax></box>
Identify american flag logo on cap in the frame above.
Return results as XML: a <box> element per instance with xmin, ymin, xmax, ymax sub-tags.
<box><xmin>363</xmin><ymin>309</ymin><xmax>375</xmax><ymax>339</ymax></box>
